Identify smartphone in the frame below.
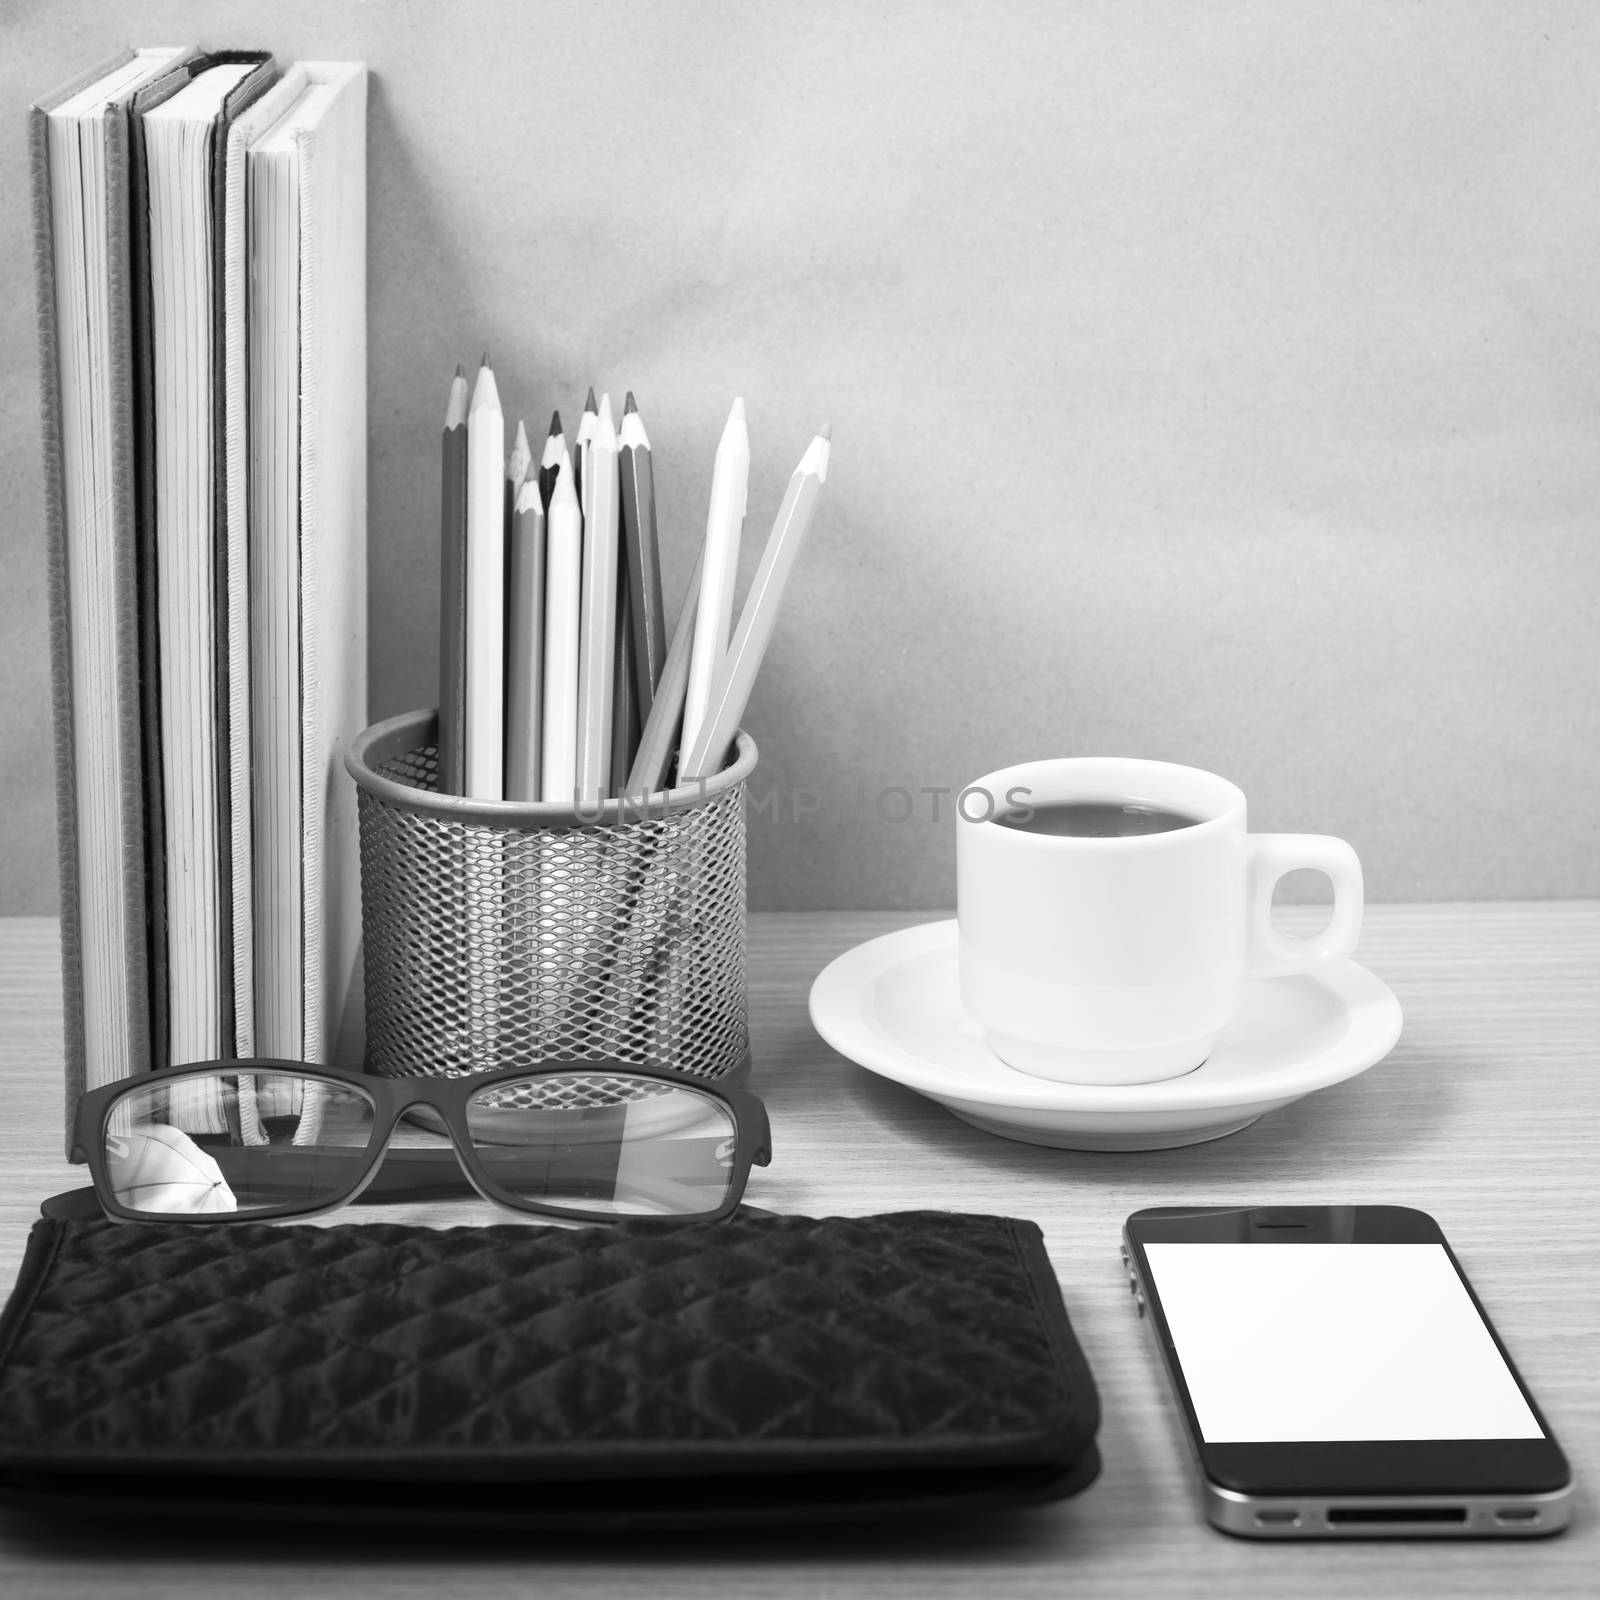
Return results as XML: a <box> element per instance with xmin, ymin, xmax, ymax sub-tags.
<box><xmin>1122</xmin><ymin>1205</ymin><xmax>1573</xmax><ymax>1538</ymax></box>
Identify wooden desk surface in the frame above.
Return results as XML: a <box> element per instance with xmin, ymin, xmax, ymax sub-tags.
<box><xmin>0</xmin><ymin>905</ymin><xmax>1595</xmax><ymax>1597</ymax></box>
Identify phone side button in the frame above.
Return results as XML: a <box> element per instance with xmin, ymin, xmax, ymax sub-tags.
<box><xmin>1133</xmin><ymin>1290</ymin><xmax>1146</xmax><ymax>1317</ymax></box>
<box><xmin>1255</xmin><ymin>1510</ymin><xmax>1302</xmax><ymax>1529</ymax></box>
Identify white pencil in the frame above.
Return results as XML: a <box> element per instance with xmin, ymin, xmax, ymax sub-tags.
<box><xmin>681</xmin><ymin>427</ymin><xmax>831</xmax><ymax>780</ymax></box>
<box><xmin>576</xmin><ymin>393</ymin><xmax>620</xmax><ymax>803</ymax></box>
<box><xmin>540</xmin><ymin>450</ymin><xmax>583</xmax><ymax>803</ymax></box>
<box><xmin>464</xmin><ymin>358</ymin><xmax>505</xmax><ymax>800</ymax></box>
<box><xmin>574</xmin><ymin>385</ymin><xmax>598</xmax><ymax>507</ymax></box>
<box><xmin>680</xmin><ymin>397</ymin><xmax>749</xmax><ymax>758</ymax></box>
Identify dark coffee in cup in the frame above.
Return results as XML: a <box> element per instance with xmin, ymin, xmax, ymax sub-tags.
<box><xmin>995</xmin><ymin>799</ymin><xmax>1203</xmax><ymax>838</ymax></box>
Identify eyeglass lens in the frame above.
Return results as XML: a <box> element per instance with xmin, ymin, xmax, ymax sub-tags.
<box><xmin>463</xmin><ymin>1073</ymin><xmax>739</xmax><ymax>1217</ymax></box>
<box><xmin>103</xmin><ymin>1070</ymin><xmax>377</xmax><ymax>1216</ymax></box>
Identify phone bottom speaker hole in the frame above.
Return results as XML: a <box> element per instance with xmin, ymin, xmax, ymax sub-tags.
<box><xmin>1326</xmin><ymin>1506</ymin><xmax>1467</xmax><ymax>1525</ymax></box>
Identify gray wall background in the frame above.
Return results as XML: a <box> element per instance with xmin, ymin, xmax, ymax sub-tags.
<box><xmin>2</xmin><ymin>1</ymin><xmax>1597</xmax><ymax>913</ymax></box>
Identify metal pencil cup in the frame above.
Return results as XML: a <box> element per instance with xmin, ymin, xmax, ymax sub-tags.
<box><xmin>345</xmin><ymin>710</ymin><xmax>755</xmax><ymax>1084</ymax></box>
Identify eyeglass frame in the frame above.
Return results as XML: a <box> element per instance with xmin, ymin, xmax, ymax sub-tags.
<box><xmin>68</xmin><ymin>1055</ymin><xmax>773</xmax><ymax>1227</ymax></box>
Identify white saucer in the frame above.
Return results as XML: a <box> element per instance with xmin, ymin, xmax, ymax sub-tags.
<box><xmin>807</xmin><ymin>920</ymin><xmax>1403</xmax><ymax>1151</ymax></box>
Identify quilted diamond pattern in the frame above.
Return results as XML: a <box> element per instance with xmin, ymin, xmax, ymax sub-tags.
<box><xmin>0</xmin><ymin>1213</ymin><xmax>1097</xmax><ymax>1485</ymax></box>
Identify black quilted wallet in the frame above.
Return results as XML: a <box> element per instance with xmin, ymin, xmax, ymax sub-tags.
<box><xmin>0</xmin><ymin>1210</ymin><xmax>1100</xmax><ymax>1530</ymax></box>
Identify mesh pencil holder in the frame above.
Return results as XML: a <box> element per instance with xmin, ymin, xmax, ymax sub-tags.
<box><xmin>345</xmin><ymin>709</ymin><xmax>755</xmax><ymax>1084</ymax></box>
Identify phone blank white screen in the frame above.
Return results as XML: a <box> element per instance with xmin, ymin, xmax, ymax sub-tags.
<box><xmin>1143</xmin><ymin>1244</ymin><xmax>1544</xmax><ymax>1443</ymax></box>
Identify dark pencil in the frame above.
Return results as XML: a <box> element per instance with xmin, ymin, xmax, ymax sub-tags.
<box><xmin>619</xmin><ymin>391</ymin><xmax>668</xmax><ymax>716</ymax></box>
<box><xmin>537</xmin><ymin>410</ymin><xmax>564</xmax><ymax>511</ymax></box>
<box><xmin>610</xmin><ymin>583</ymin><xmax>638</xmax><ymax>792</ymax></box>
<box><xmin>436</xmin><ymin>366</ymin><xmax>469</xmax><ymax>794</ymax></box>
<box><xmin>540</xmin><ymin>449</ymin><xmax>582</xmax><ymax>800</ymax></box>
<box><xmin>625</xmin><ymin>547</ymin><xmax>705</xmax><ymax>798</ymax></box>
<box><xmin>504</xmin><ymin>476</ymin><xmax>546</xmax><ymax>801</ymax></box>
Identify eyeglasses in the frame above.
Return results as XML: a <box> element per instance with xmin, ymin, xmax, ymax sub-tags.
<box><xmin>61</xmin><ymin>1058</ymin><xmax>771</xmax><ymax>1226</ymax></box>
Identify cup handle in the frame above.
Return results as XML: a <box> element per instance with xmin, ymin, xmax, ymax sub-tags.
<box><xmin>1247</xmin><ymin>834</ymin><xmax>1364</xmax><ymax>979</ymax></box>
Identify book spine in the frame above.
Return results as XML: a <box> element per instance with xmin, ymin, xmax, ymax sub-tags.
<box><xmin>207</xmin><ymin>55</ymin><xmax>275</xmax><ymax>1063</ymax></box>
<box><xmin>28</xmin><ymin>105</ymin><xmax>90</xmax><ymax>1153</ymax></box>
<box><xmin>222</xmin><ymin>119</ymin><xmax>256</xmax><ymax>1061</ymax></box>
<box><xmin>127</xmin><ymin>84</ymin><xmax>171</xmax><ymax>1080</ymax></box>
<box><xmin>296</xmin><ymin>123</ymin><xmax>320</xmax><ymax>1062</ymax></box>
<box><xmin>102</xmin><ymin>100</ymin><xmax>155</xmax><ymax>1086</ymax></box>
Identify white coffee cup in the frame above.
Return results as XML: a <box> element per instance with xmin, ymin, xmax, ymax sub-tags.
<box><xmin>956</xmin><ymin>757</ymin><xmax>1363</xmax><ymax>1085</ymax></box>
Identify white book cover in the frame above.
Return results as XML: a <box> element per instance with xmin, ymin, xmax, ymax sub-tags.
<box><xmin>226</xmin><ymin>66</ymin><xmax>308</xmax><ymax>1059</ymax></box>
<box><xmin>247</xmin><ymin>63</ymin><xmax>367</xmax><ymax>1066</ymax></box>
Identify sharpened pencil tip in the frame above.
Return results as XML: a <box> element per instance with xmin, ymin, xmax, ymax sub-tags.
<box><xmin>597</xmin><ymin>392</ymin><xmax>614</xmax><ymax>429</ymax></box>
<box><xmin>444</xmin><ymin>371</ymin><xmax>469</xmax><ymax>429</ymax></box>
<box><xmin>480</xmin><ymin>352</ymin><xmax>491</xmax><ymax>369</ymax></box>
<box><xmin>729</xmin><ymin>396</ymin><xmax>746</xmax><ymax>422</ymax></box>
<box><xmin>507</xmin><ymin>420</ymin><xmax>531</xmax><ymax>480</ymax></box>
<box><xmin>584</xmin><ymin>386</ymin><xmax>597</xmax><ymax>413</ymax></box>
<box><xmin>550</xmin><ymin>448</ymin><xmax>579</xmax><ymax>511</ymax></box>
<box><xmin>624</xmin><ymin>391</ymin><xmax>638</xmax><ymax>415</ymax></box>
<box><xmin>618</xmin><ymin>403</ymin><xmax>650</xmax><ymax>453</ymax></box>
<box><xmin>454</xmin><ymin>363</ymin><xmax>464</xmax><ymax>378</ymax></box>
<box><xmin>548</xmin><ymin>410</ymin><xmax>563</xmax><ymax>436</ymax></box>
<box><xmin>819</xmin><ymin>422</ymin><xmax>831</xmax><ymax>441</ymax></box>
<box><xmin>469</xmin><ymin>362</ymin><xmax>500</xmax><ymax>413</ymax></box>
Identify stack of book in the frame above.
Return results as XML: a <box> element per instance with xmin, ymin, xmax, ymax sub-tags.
<box><xmin>30</xmin><ymin>47</ymin><xmax>368</xmax><ymax>1139</ymax></box>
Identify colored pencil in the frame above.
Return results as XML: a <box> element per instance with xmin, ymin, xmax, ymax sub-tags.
<box><xmin>540</xmin><ymin>450</ymin><xmax>582</xmax><ymax>803</ymax></box>
<box><xmin>619</xmin><ymin>391</ymin><xmax>667</xmax><ymax>713</ymax></box>
<box><xmin>680</xmin><ymin>397</ymin><xmax>748</xmax><ymax>758</ymax></box>
<box><xmin>625</xmin><ymin>547</ymin><xmax>704</xmax><ymax>797</ymax></box>
<box><xmin>611</xmin><ymin>582</ymin><xmax>638</xmax><ymax>793</ymax></box>
<box><xmin>436</xmin><ymin>366</ymin><xmax>468</xmax><ymax>795</ymax></box>
<box><xmin>537</xmin><ymin>410</ymin><xmax>564</xmax><ymax>511</ymax></box>
<box><xmin>506</xmin><ymin>417</ymin><xmax>531</xmax><ymax>507</ymax></box>
<box><xmin>503</xmin><ymin>417</ymin><xmax>531</xmax><ymax>718</ymax></box>
<box><xmin>464</xmin><ymin>357</ymin><xmax>505</xmax><ymax>800</ymax></box>
<box><xmin>576</xmin><ymin>393</ymin><xmax>620</xmax><ymax>803</ymax></box>
<box><xmin>504</xmin><ymin>475</ymin><xmax>546</xmax><ymax>801</ymax></box>
<box><xmin>681</xmin><ymin>426</ymin><xmax>831</xmax><ymax>780</ymax></box>
<box><xmin>574</xmin><ymin>385</ymin><xmax>597</xmax><ymax>506</ymax></box>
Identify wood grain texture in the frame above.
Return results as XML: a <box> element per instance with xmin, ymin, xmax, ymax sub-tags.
<box><xmin>0</xmin><ymin>905</ymin><xmax>1595</xmax><ymax>1597</ymax></box>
